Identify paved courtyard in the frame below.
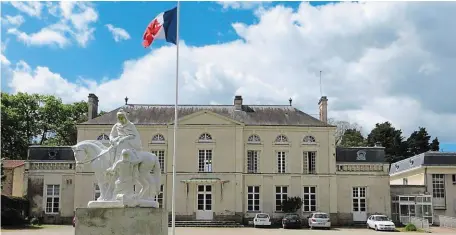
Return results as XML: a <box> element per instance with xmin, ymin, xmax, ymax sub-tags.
<box><xmin>2</xmin><ymin>226</ymin><xmax>456</xmax><ymax>235</ymax></box>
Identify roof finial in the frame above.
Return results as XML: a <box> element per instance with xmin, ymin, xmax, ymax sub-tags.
<box><xmin>125</xmin><ymin>96</ymin><xmax>129</xmax><ymax>105</ymax></box>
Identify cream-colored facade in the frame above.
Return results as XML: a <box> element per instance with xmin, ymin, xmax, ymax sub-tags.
<box><xmin>390</xmin><ymin>153</ymin><xmax>456</xmax><ymax>222</ymax></box>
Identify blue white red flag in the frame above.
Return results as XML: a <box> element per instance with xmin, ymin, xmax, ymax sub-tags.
<box><xmin>143</xmin><ymin>7</ymin><xmax>178</xmax><ymax>48</ymax></box>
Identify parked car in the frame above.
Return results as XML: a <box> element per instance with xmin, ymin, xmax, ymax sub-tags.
<box><xmin>367</xmin><ymin>214</ymin><xmax>396</xmax><ymax>231</ymax></box>
<box><xmin>253</xmin><ymin>213</ymin><xmax>271</xmax><ymax>228</ymax></box>
<box><xmin>307</xmin><ymin>212</ymin><xmax>331</xmax><ymax>229</ymax></box>
<box><xmin>282</xmin><ymin>213</ymin><xmax>302</xmax><ymax>229</ymax></box>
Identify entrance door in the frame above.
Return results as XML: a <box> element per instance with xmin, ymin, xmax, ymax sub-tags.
<box><xmin>196</xmin><ymin>185</ymin><xmax>213</xmax><ymax>220</ymax></box>
<box><xmin>352</xmin><ymin>187</ymin><xmax>367</xmax><ymax>222</ymax></box>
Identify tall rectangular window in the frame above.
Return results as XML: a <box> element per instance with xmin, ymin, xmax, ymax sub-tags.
<box><xmin>275</xmin><ymin>186</ymin><xmax>288</xmax><ymax>211</ymax></box>
<box><xmin>151</xmin><ymin>150</ymin><xmax>165</xmax><ymax>173</ymax></box>
<box><xmin>303</xmin><ymin>186</ymin><xmax>317</xmax><ymax>212</ymax></box>
<box><xmin>155</xmin><ymin>184</ymin><xmax>164</xmax><ymax>208</ymax></box>
<box><xmin>247</xmin><ymin>150</ymin><xmax>259</xmax><ymax>173</ymax></box>
<box><xmin>198</xmin><ymin>150</ymin><xmax>212</xmax><ymax>172</ymax></box>
<box><xmin>247</xmin><ymin>186</ymin><xmax>260</xmax><ymax>211</ymax></box>
<box><xmin>45</xmin><ymin>184</ymin><xmax>60</xmax><ymax>214</ymax></box>
<box><xmin>432</xmin><ymin>174</ymin><xmax>445</xmax><ymax>198</ymax></box>
<box><xmin>277</xmin><ymin>151</ymin><xmax>286</xmax><ymax>173</ymax></box>
<box><xmin>303</xmin><ymin>151</ymin><xmax>316</xmax><ymax>174</ymax></box>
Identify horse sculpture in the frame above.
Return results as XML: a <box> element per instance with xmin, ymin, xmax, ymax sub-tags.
<box><xmin>72</xmin><ymin>140</ymin><xmax>161</xmax><ymax>206</ymax></box>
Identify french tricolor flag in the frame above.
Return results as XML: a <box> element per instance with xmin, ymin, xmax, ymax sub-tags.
<box><xmin>142</xmin><ymin>7</ymin><xmax>178</xmax><ymax>48</ymax></box>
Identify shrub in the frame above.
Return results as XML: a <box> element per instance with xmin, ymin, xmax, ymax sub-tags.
<box><xmin>281</xmin><ymin>196</ymin><xmax>303</xmax><ymax>213</ymax></box>
<box><xmin>1</xmin><ymin>195</ymin><xmax>29</xmax><ymax>227</ymax></box>
<box><xmin>405</xmin><ymin>223</ymin><xmax>417</xmax><ymax>231</ymax></box>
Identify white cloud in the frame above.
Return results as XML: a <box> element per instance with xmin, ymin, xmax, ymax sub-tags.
<box><xmin>1</xmin><ymin>15</ymin><xmax>25</xmax><ymax>27</ymax></box>
<box><xmin>10</xmin><ymin>2</ymin><xmax>43</xmax><ymax>18</ymax></box>
<box><xmin>217</xmin><ymin>1</ymin><xmax>270</xmax><ymax>10</ymax></box>
<box><xmin>5</xmin><ymin>2</ymin><xmax>456</xmax><ymax>143</ymax></box>
<box><xmin>105</xmin><ymin>24</ymin><xmax>131</xmax><ymax>42</ymax></box>
<box><xmin>7</xmin><ymin>2</ymin><xmax>98</xmax><ymax>48</ymax></box>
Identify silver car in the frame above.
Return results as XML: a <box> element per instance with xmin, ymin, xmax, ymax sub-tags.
<box><xmin>308</xmin><ymin>212</ymin><xmax>331</xmax><ymax>229</ymax></box>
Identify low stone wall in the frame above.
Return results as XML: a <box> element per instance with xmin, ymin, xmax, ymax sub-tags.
<box><xmin>76</xmin><ymin>207</ymin><xmax>167</xmax><ymax>235</ymax></box>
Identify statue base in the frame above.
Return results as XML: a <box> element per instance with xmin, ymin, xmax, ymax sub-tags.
<box><xmin>88</xmin><ymin>199</ymin><xmax>159</xmax><ymax>208</ymax></box>
<box><xmin>75</xmin><ymin>207</ymin><xmax>167</xmax><ymax>235</ymax></box>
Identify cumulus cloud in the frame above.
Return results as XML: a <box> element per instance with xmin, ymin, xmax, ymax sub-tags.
<box><xmin>105</xmin><ymin>24</ymin><xmax>131</xmax><ymax>42</ymax></box>
<box><xmin>217</xmin><ymin>1</ymin><xmax>270</xmax><ymax>10</ymax></box>
<box><xmin>1</xmin><ymin>15</ymin><xmax>25</xmax><ymax>27</ymax></box>
<box><xmin>7</xmin><ymin>2</ymin><xmax>98</xmax><ymax>48</ymax></box>
<box><xmin>5</xmin><ymin>2</ymin><xmax>456</xmax><ymax>142</ymax></box>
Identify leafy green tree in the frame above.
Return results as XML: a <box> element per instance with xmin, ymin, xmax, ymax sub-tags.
<box><xmin>281</xmin><ymin>196</ymin><xmax>303</xmax><ymax>213</ymax></box>
<box><xmin>430</xmin><ymin>137</ymin><xmax>440</xmax><ymax>151</ymax></box>
<box><xmin>407</xmin><ymin>127</ymin><xmax>431</xmax><ymax>156</ymax></box>
<box><xmin>340</xmin><ymin>128</ymin><xmax>366</xmax><ymax>147</ymax></box>
<box><xmin>328</xmin><ymin>119</ymin><xmax>363</xmax><ymax>146</ymax></box>
<box><xmin>367</xmin><ymin>122</ymin><xmax>409</xmax><ymax>163</ymax></box>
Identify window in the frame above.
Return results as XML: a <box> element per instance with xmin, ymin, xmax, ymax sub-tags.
<box><xmin>198</xmin><ymin>133</ymin><xmax>213</xmax><ymax>142</ymax></box>
<box><xmin>151</xmin><ymin>134</ymin><xmax>165</xmax><ymax>143</ymax></box>
<box><xmin>197</xmin><ymin>185</ymin><xmax>212</xmax><ymax>210</ymax></box>
<box><xmin>198</xmin><ymin>150</ymin><xmax>212</xmax><ymax>172</ymax></box>
<box><xmin>247</xmin><ymin>150</ymin><xmax>259</xmax><ymax>173</ymax></box>
<box><xmin>303</xmin><ymin>186</ymin><xmax>317</xmax><ymax>212</ymax></box>
<box><xmin>151</xmin><ymin>150</ymin><xmax>165</xmax><ymax>173</ymax></box>
<box><xmin>247</xmin><ymin>186</ymin><xmax>260</xmax><ymax>211</ymax></box>
<box><xmin>94</xmin><ymin>183</ymin><xmax>100</xmax><ymax>200</ymax></box>
<box><xmin>248</xmin><ymin>134</ymin><xmax>261</xmax><ymax>143</ymax></box>
<box><xmin>303</xmin><ymin>135</ymin><xmax>316</xmax><ymax>143</ymax></box>
<box><xmin>275</xmin><ymin>186</ymin><xmax>288</xmax><ymax>211</ymax></box>
<box><xmin>432</xmin><ymin>174</ymin><xmax>445</xmax><ymax>198</ymax></box>
<box><xmin>97</xmin><ymin>134</ymin><xmax>110</xmax><ymax>141</ymax></box>
<box><xmin>452</xmin><ymin>175</ymin><xmax>456</xmax><ymax>185</ymax></box>
<box><xmin>352</xmin><ymin>187</ymin><xmax>366</xmax><ymax>212</ymax></box>
<box><xmin>403</xmin><ymin>178</ymin><xmax>408</xmax><ymax>185</ymax></box>
<box><xmin>277</xmin><ymin>151</ymin><xmax>286</xmax><ymax>173</ymax></box>
<box><xmin>303</xmin><ymin>151</ymin><xmax>316</xmax><ymax>174</ymax></box>
<box><xmin>155</xmin><ymin>184</ymin><xmax>164</xmax><ymax>208</ymax></box>
<box><xmin>45</xmin><ymin>184</ymin><xmax>60</xmax><ymax>214</ymax></box>
<box><xmin>275</xmin><ymin>134</ymin><xmax>288</xmax><ymax>144</ymax></box>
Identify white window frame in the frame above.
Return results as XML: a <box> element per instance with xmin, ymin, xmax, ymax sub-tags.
<box><xmin>303</xmin><ymin>151</ymin><xmax>316</xmax><ymax>174</ymax></box>
<box><xmin>277</xmin><ymin>151</ymin><xmax>287</xmax><ymax>173</ymax></box>
<box><xmin>275</xmin><ymin>134</ymin><xmax>289</xmax><ymax>144</ymax></box>
<box><xmin>352</xmin><ymin>187</ymin><xmax>367</xmax><ymax>212</ymax></box>
<box><xmin>198</xmin><ymin>133</ymin><xmax>213</xmax><ymax>143</ymax></box>
<box><xmin>45</xmin><ymin>184</ymin><xmax>60</xmax><ymax>214</ymax></box>
<box><xmin>247</xmin><ymin>186</ymin><xmax>260</xmax><ymax>212</ymax></box>
<box><xmin>303</xmin><ymin>186</ymin><xmax>317</xmax><ymax>212</ymax></box>
<box><xmin>247</xmin><ymin>134</ymin><xmax>261</xmax><ymax>144</ymax></box>
<box><xmin>151</xmin><ymin>150</ymin><xmax>165</xmax><ymax>173</ymax></box>
<box><xmin>432</xmin><ymin>174</ymin><xmax>445</xmax><ymax>198</ymax></box>
<box><xmin>151</xmin><ymin>133</ymin><xmax>165</xmax><ymax>144</ymax></box>
<box><xmin>275</xmin><ymin>186</ymin><xmax>288</xmax><ymax>212</ymax></box>
<box><xmin>302</xmin><ymin>135</ymin><xmax>316</xmax><ymax>144</ymax></box>
<box><xmin>94</xmin><ymin>183</ymin><xmax>101</xmax><ymax>200</ymax></box>
<box><xmin>155</xmin><ymin>184</ymin><xmax>164</xmax><ymax>208</ymax></box>
<box><xmin>247</xmin><ymin>150</ymin><xmax>259</xmax><ymax>173</ymax></box>
<box><xmin>198</xmin><ymin>149</ymin><xmax>212</xmax><ymax>172</ymax></box>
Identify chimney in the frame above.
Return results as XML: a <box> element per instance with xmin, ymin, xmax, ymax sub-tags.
<box><xmin>234</xmin><ymin>95</ymin><xmax>243</xmax><ymax>111</ymax></box>
<box><xmin>318</xmin><ymin>96</ymin><xmax>328</xmax><ymax>124</ymax></box>
<box><xmin>88</xmin><ymin>93</ymin><xmax>99</xmax><ymax>120</ymax></box>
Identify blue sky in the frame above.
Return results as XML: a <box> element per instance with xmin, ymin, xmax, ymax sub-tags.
<box><xmin>1</xmin><ymin>1</ymin><xmax>455</xmax><ymax>151</ymax></box>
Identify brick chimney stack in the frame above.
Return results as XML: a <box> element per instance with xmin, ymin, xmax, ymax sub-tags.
<box><xmin>234</xmin><ymin>95</ymin><xmax>243</xmax><ymax>111</ymax></box>
<box><xmin>318</xmin><ymin>96</ymin><xmax>328</xmax><ymax>124</ymax></box>
<box><xmin>88</xmin><ymin>93</ymin><xmax>99</xmax><ymax>120</ymax></box>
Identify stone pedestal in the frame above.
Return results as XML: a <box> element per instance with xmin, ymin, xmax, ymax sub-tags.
<box><xmin>75</xmin><ymin>207</ymin><xmax>167</xmax><ymax>235</ymax></box>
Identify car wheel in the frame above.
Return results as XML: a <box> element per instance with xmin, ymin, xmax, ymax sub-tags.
<box><xmin>254</xmin><ymin>225</ymin><xmax>256</xmax><ymax>228</ymax></box>
<box><xmin>310</xmin><ymin>226</ymin><xmax>313</xmax><ymax>230</ymax></box>
<box><xmin>375</xmin><ymin>225</ymin><xmax>378</xmax><ymax>231</ymax></box>
<box><xmin>282</xmin><ymin>224</ymin><xmax>286</xmax><ymax>229</ymax></box>
<box><xmin>367</xmin><ymin>224</ymin><xmax>370</xmax><ymax>229</ymax></box>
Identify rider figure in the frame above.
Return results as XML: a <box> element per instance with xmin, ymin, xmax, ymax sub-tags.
<box><xmin>107</xmin><ymin>109</ymin><xmax>142</xmax><ymax>164</ymax></box>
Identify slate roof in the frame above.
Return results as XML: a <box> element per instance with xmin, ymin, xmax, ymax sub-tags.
<box><xmin>2</xmin><ymin>160</ymin><xmax>25</xmax><ymax>169</ymax></box>
<box><xmin>27</xmin><ymin>146</ymin><xmax>74</xmax><ymax>161</ymax></box>
<box><xmin>336</xmin><ymin>147</ymin><xmax>387</xmax><ymax>163</ymax></box>
<box><xmin>80</xmin><ymin>104</ymin><xmax>331</xmax><ymax>127</ymax></box>
<box><xmin>389</xmin><ymin>151</ymin><xmax>456</xmax><ymax>175</ymax></box>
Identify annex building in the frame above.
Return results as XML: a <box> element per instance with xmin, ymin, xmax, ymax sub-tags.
<box><xmin>25</xmin><ymin>94</ymin><xmax>391</xmax><ymax>225</ymax></box>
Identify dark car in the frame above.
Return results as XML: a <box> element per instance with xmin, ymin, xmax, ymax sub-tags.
<box><xmin>282</xmin><ymin>213</ymin><xmax>302</xmax><ymax>229</ymax></box>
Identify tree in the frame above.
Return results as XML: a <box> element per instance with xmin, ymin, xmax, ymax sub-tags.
<box><xmin>407</xmin><ymin>127</ymin><xmax>431</xmax><ymax>156</ymax></box>
<box><xmin>340</xmin><ymin>128</ymin><xmax>366</xmax><ymax>147</ymax></box>
<box><xmin>328</xmin><ymin>119</ymin><xmax>363</xmax><ymax>145</ymax></box>
<box><xmin>430</xmin><ymin>137</ymin><xmax>440</xmax><ymax>151</ymax></box>
<box><xmin>367</xmin><ymin>122</ymin><xmax>409</xmax><ymax>163</ymax></box>
<box><xmin>281</xmin><ymin>196</ymin><xmax>303</xmax><ymax>213</ymax></box>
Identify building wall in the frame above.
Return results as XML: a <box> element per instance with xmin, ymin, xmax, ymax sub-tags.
<box><xmin>2</xmin><ymin>168</ymin><xmax>14</xmax><ymax>196</ymax></box>
<box><xmin>425</xmin><ymin>167</ymin><xmax>456</xmax><ymax>219</ymax></box>
<box><xmin>12</xmin><ymin>165</ymin><xmax>25</xmax><ymax>196</ymax></box>
<box><xmin>390</xmin><ymin>168</ymin><xmax>425</xmax><ymax>185</ymax></box>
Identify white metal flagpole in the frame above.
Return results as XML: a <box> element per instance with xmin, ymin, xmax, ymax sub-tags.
<box><xmin>172</xmin><ymin>2</ymin><xmax>180</xmax><ymax>235</ymax></box>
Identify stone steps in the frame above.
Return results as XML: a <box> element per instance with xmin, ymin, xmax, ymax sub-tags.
<box><xmin>167</xmin><ymin>220</ymin><xmax>244</xmax><ymax>228</ymax></box>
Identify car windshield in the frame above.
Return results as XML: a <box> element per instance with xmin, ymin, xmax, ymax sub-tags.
<box><xmin>256</xmin><ymin>214</ymin><xmax>269</xmax><ymax>218</ymax></box>
<box><xmin>314</xmin><ymin>214</ymin><xmax>329</xmax><ymax>218</ymax></box>
<box><xmin>375</xmin><ymin>216</ymin><xmax>389</xmax><ymax>221</ymax></box>
<box><xmin>285</xmin><ymin>214</ymin><xmax>299</xmax><ymax>219</ymax></box>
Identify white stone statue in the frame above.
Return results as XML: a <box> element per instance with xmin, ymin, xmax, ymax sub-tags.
<box><xmin>72</xmin><ymin>110</ymin><xmax>161</xmax><ymax>208</ymax></box>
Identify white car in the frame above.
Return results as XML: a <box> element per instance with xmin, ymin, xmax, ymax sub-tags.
<box><xmin>367</xmin><ymin>214</ymin><xmax>396</xmax><ymax>231</ymax></box>
<box><xmin>308</xmin><ymin>212</ymin><xmax>331</xmax><ymax>229</ymax></box>
<box><xmin>253</xmin><ymin>213</ymin><xmax>271</xmax><ymax>227</ymax></box>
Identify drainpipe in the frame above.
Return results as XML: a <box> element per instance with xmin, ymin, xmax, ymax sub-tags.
<box><xmin>424</xmin><ymin>167</ymin><xmax>428</xmax><ymax>193</ymax></box>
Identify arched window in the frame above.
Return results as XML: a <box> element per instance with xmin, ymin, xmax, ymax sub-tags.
<box><xmin>151</xmin><ymin>134</ymin><xmax>165</xmax><ymax>143</ymax></box>
<box><xmin>97</xmin><ymin>134</ymin><xmax>110</xmax><ymax>141</ymax></box>
<box><xmin>275</xmin><ymin>134</ymin><xmax>288</xmax><ymax>143</ymax></box>
<box><xmin>247</xmin><ymin>134</ymin><xmax>261</xmax><ymax>143</ymax></box>
<box><xmin>198</xmin><ymin>133</ymin><xmax>213</xmax><ymax>142</ymax></box>
<box><xmin>303</xmin><ymin>135</ymin><xmax>316</xmax><ymax>143</ymax></box>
